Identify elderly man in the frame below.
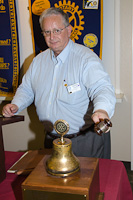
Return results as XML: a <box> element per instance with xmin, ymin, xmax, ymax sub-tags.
<box><xmin>2</xmin><ymin>7</ymin><xmax>116</xmax><ymax>158</ymax></box>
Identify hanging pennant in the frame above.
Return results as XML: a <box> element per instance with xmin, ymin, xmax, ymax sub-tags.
<box><xmin>0</xmin><ymin>0</ymin><xmax>20</xmax><ymax>97</ymax></box>
<box><xmin>29</xmin><ymin>0</ymin><xmax>103</xmax><ymax>58</ymax></box>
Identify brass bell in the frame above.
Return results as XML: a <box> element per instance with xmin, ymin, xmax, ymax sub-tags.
<box><xmin>46</xmin><ymin>120</ymin><xmax>80</xmax><ymax>177</ymax></box>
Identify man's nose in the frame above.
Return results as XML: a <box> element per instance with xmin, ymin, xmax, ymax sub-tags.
<box><xmin>50</xmin><ymin>31</ymin><xmax>54</xmax><ymax>39</ymax></box>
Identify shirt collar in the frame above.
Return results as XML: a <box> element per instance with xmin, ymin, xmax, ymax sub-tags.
<box><xmin>51</xmin><ymin>39</ymin><xmax>72</xmax><ymax>64</ymax></box>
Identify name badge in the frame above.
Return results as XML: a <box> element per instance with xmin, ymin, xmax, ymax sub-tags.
<box><xmin>67</xmin><ymin>83</ymin><xmax>81</xmax><ymax>94</ymax></box>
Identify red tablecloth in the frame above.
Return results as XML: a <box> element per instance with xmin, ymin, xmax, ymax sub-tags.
<box><xmin>0</xmin><ymin>152</ymin><xmax>133</xmax><ymax>200</ymax></box>
<box><xmin>99</xmin><ymin>159</ymin><xmax>133</xmax><ymax>200</ymax></box>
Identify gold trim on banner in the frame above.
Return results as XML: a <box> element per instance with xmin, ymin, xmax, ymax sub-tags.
<box><xmin>8</xmin><ymin>0</ymin><xmax>19</xmax><ymax>96</ymax></box>
<box><xmin>29</xmin><ymin>0</ymin><xmax>36</xmax><ymax>54</ymax></box>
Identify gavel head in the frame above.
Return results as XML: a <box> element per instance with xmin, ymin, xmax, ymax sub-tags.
<box><xmin>94</xmin><ymin>118</ymin><xmax>112</xmax><ymax>135</ymax></box>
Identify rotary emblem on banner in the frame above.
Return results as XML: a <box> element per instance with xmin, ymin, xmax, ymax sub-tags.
<box><xmin>54</xmin><ymin>0</ymin><xmax>85</xmax><ymax>42</ymax></box>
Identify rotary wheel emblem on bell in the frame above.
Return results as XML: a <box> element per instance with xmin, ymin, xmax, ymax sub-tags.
<box><xmin>56</xmin><ymin>122</ymin><xmax>67</xmax><ymax>133</ymax></box>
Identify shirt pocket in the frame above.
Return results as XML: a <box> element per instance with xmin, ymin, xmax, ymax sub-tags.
<box><xmin>57</xmin><ymin>83</ymin><xmax>82</xmax><ymax>104</ymax></box>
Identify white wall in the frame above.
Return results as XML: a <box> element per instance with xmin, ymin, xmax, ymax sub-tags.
<box><xmin>0</xmin><ymin>0</ymin><xmax>132</xmax><ymax>161</ymax></box>
<box><xmin>112</xmin><ymin>0</ymin><xmax>132</xmax><ymax>161</ymax></box>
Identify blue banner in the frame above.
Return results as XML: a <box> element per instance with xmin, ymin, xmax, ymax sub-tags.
<box><xmin>0</xmin><ymin>0</ymin><xmax>20</xmax><ymax>97</ymax></box>
<box><xmin>29</xmin><ymin>0</ymin><xmax>103</xmax><ymax>58</ymax></box>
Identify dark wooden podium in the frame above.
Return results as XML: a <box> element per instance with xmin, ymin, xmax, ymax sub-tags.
<box><xmin>0</xmin><ymin>115</ymin><xmax>24</xmax><ymax>183</ymax></box>
<box><xmin>22</xmin><ymin>155</ymin><xmax>102</xmax><ymax>200</ymax></box>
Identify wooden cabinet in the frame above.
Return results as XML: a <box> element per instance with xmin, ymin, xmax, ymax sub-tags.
<box><xmin>22</xmin><ymin>156</ymin><xmax>103</xmax><ymax>200</ymax></box>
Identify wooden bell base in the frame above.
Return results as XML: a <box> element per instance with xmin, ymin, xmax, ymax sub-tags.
<box><xmin>22</xmin><ymin>155</ymin><xmax>104</xmax><ymax>200</ymax></box>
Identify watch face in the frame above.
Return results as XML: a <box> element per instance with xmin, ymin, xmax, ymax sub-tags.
<box><xmin>54</xmin><ymin>120</ymin><xmax>69</xmax><ymax>136</ymax></box>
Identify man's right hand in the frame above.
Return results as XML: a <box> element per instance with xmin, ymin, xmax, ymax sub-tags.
<box><xmin>2</xmin><ymin>104</ymin><xmax>18</xmax><ymax>117</ymax></box>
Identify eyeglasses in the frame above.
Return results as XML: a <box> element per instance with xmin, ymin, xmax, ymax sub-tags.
<box><xmin>42</xmin><ymin>25</ymin><xmax>69</xmax><ymax>37</ymax></box>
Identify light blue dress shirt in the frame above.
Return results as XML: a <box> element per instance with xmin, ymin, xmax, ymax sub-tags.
<box><xmin>12</xmin><ymin>40</ymin><xmax>116</xmax><ymax>134</ymax></box>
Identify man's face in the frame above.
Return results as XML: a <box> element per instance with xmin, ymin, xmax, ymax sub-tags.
<box><xmin>42</xmin><ymin>14</ymin><xmax>72</xmax><ymax>56</ymax></box>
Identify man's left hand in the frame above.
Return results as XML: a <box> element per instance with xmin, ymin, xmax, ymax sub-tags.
<box><xmin>91</xmin><ymin>109</ymin><xmax>109</xmax><ymax>123</ymax></box>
